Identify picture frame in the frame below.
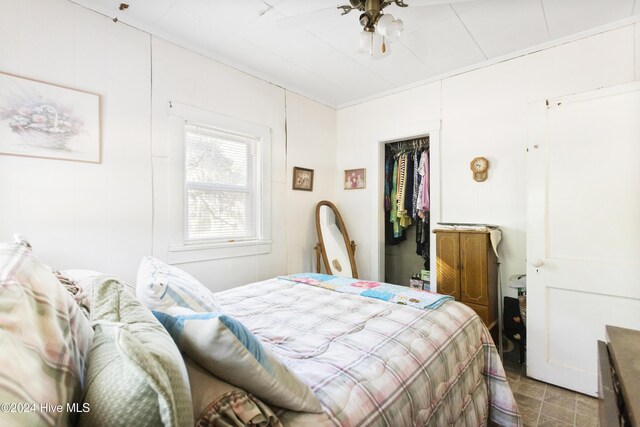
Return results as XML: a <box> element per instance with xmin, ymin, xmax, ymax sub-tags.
<box><xmin>0</xmin><ymin>71</ymin><xmax>101</xmax><ymax>163</ymax></box>
<box><xmin>344</xmin><ymin>168</ymin><xmax>366</xmax><ymax>190</ymax></box>
<box><xmin>292</xmin><ymin>166</ymin><xmax>314</xmax><ymax>191</ymax></box>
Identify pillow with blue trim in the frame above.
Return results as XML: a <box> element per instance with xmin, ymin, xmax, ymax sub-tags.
<box><xmin>153</xmin><ymin>308</ymin><xmax>322</xmax><ymax>413</ymax></box>
<box><xmin>136</xmin><ymin>256</ymin><xmax>220</xmax><ymax>313</ymax></box>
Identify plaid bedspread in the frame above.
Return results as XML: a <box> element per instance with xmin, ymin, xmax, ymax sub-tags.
<box><xmin>214</xmin><ymin>277</ymin><xmax>521</xmax><ymax>426</ymax></box>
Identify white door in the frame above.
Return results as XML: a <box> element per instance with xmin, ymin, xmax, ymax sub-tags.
<box><xmin>526</xmin><ymin>82</ymin><xmax>640</xmax><ymax>395</ymax></box>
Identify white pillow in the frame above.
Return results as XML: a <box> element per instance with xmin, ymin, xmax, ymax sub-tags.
<box><xmin>136</xmin><ymin>256</ymin><xmax>220</xmax><ymax>313</ymax></box>
<box><xmin>154</xmin><ymin>307</ymin><xmax>323</xmax><ymax>413</ymax></box>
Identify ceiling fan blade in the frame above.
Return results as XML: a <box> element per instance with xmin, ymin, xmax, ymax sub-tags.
<box><xmin>401</xmin><ymin>0</ymin><xmax>479</xmax><ymax>6</ymax></box>
<box><xmin>277</xmin><ymin>8</ymin><xmax>339</xmax><ymax>30</ymax></box>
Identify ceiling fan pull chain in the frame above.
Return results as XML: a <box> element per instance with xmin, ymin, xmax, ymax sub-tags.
<box><xmin>382</xmin><ymin>37</ymin><xmax>386</xmax><ymax>53</ymax></box>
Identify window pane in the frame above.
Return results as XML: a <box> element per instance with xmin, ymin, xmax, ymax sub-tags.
<box><xmin>185</xmin><ymin>124</ymin><xmax>255</xmax><ymax>187</ymax></box>
<box><xmin>187</xmin><ymin>189</ymin><xmax>255</xmax><ymax>241</ymax></box>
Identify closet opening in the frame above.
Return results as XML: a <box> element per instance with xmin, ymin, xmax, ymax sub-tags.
<box><xmin>383</xmin><ymin>137</ymin><xmax>430</xmax><ymax>289</ymax></box>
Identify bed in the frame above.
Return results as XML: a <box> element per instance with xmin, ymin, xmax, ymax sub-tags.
<box><xmin>213</xmin><ymin>274</ymin><xmax>521</xmax><ymax>426</ymax></box>
<box><xmin>1</xmin><ymin>240</ymin><xmax>520</xmax><ymax>426</ymax></box>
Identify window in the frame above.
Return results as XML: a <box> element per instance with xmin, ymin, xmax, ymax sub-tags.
<box><xmin>164</xmin><ymin>102</ymin><xmax>271</xmax><ymax>262</ymax></box>
<box><xmin>185</xmin><ymin>123</ymin><xmax>259</xmax><ymax>243</ymax></box>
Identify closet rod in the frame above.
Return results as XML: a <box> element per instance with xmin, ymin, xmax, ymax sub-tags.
<box><xmin>387</xmin><ymin>137</ymin><xmax>429</xmax><ymax>155</ymax></box>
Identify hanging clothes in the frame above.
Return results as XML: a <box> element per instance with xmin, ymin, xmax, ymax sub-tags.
<box><xmin>421</xmin><ymin>150</ymin><xmax>430</xmax><ymax>212</ymax></box>
<box><xmin>404</xmin><ymin>153</ymin><xmax>415</xmax><ymax>215</ymax></box>
<box><xmin>416</xmin><ymin>150</ymin><xmax>430</xmax><ymax>217</ymax></box>
<box><xmin>416</xmin><ymin>216</ymin><xmax>430</xmax><ymax>270</ymax></box>
<box><xmin>394</xmin><ymin>153</ymin><xmax>412</xmax><ymax>229</ymax></box>
<box><xmin>384</xmin><ymin>139</ymin><xmax>429</xmax><ymax>252</ymax></box>
<box><xmin>384</xmin><ymin>155</ymin><xmax>392</xmax><ymax>211</ymax></box>
<box><xmin>386</xmin><ymin>153</ymin><xmax>406</xmax><ymax>244</ymax></box>
<box><xmin>396</xmin><ymin>154</ymin><xmax>407</xmax><ymax>214</ymax></box>
<box><xmin>391</xmin><ymin>158</ymin><xmax>405</xmax><ymax>238</ymax></box>
<box><xmin>412</xmin><ymin>153</ymin><xmax>421</xmax><ymax>219</ymax></box>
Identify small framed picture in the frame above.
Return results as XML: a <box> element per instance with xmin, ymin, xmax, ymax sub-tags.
<box><xmin>292</xmin><ymin>166</ymin><xmax>314</xmax><ymax>191</ymax></box>
<box><xmin>344</xmin><ymin>168</ymin><xmax>366</xmax><ymax>190</ymax></box>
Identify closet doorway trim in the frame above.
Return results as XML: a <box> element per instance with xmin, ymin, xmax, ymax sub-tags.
<box><xmin>369</xmin><ymin>120</ymin><xmax>441</xmax><ymax>291</ymax></box>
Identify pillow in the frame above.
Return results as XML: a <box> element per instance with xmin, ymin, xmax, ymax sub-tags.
<box><xmin>61</xmin><ymin>269</ymin><xmax>136</xmax><ymax>315</ymax></box>
<box><xmin>184</xmin><ymin>357</ymin><xmax>281</xmax><ymax>427</ymax></box>
<box><xmin>153</xmin><ymin>308</ymin><xmax>322</xmax><ymax>413</ymax></box>
<box><xmin>78</xmin><ymin>278</ymin><xmax>193</xmax><ymax>427</ymax></box>
<box><xmin>0</xmin><ymin>242</ymin><xmax>94</xmax><ymax>426</ymax></box>
<box><xmin>136</xmin><ymin>256</ymin><xmax>220</xmax><ymax>313</ymax></box>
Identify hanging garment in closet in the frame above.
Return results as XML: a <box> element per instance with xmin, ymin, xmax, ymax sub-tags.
<box><xmin>416</xmin><ymin>214</ymin><xmax>431</xmax><ymax>269</ymax></box>
<box><xmin>421</xmin><ymin>150</ymin><xmax>430</xmax><ymax>212</ymax></box>
<box><xmin>384</xmin><ymin>155</ymin><xmax>393</xmax><ymax>211</ymax></box>
<box><xmin>412</xmin><ymin>153</ymin><xmax>421</xmax><ymax>219</ymax></box>
<box><xmin>396</xmin><ymin>154</ymin><xmax>407</xmax><ymax>214</ymax></box>
<box><xmin>390</xmin><ymin>159</ymin><xmax>403</xmax><ymax>238</ymax></box>
<box><xmin>397</xmin><ymin>154</ymin><xmax>413</xmax><ymax>229</ymax></box>
<box><xmin>404</xmin><ymin>153</ymin><xmax>415</xmax><ymax>215</ymax></box>
<box><xmin>386</xmin><ymin>154</ymin><xmax>406</xmax><ymax>245</ymax></box>
<box><xmin>416</xmin><ymin>150</ymin><xmax>430</xmax><ymax>216</ymax></box>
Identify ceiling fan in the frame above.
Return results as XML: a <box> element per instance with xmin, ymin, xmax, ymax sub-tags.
<box><xmin>277</xmin><ymin>0</ymin><xmax>478</xmax><ymax>57</ymax></box>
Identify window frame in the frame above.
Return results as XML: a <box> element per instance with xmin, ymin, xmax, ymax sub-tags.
<box><xmin>183</xmin><ymin>123</ymin><xmax>260</xmax><ymax>244</ymax></box>
<box><xmin>166</xmin><ymin>102</ymin><xmax>271</xmax><ymax>263</ymax></box>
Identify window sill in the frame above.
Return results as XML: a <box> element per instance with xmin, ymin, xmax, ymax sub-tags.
<box><xmin>167</xmin><ymin>240</ymin><xmax>272</xmax><ymax>264</ymax></box>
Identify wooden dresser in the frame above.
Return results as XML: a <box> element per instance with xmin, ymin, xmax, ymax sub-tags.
<box><xmin>598</xmin><ymin>325</ymin><xmax>640</xmax><ymax>427</ymax></box>
<box><xmin>433</xmin><ymin>229</ymin><xmax>498</xmax><ymax>329</ymax></box>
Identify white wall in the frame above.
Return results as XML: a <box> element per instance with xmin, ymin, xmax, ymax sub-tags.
<box><xmin>2</xmin><ymin>0</ymin><xmax>636</xmax><ymax>295</ymax></box>
<box><xmin>0</xmin><ymin>0</ymin><xmax>152</xmax><ymax>278</ymax></box>
<box><xmin>336</xmin><ymin>24</ymin><xmax>639</xmax><ymax>297</ymax></box>
<box><xmin>284</xmin><ymin>92</ymin><xmax>337</xmax><ymax>274</ymax></box>
<box><xmin>150</xmin><ymin>39</ymin><xmax>337</xmax><ymax>291</ymax></box>
<box><xmin>0</xmin><ymin>0</ymin><xmax>336</xmax><ymax>289</ymax></box>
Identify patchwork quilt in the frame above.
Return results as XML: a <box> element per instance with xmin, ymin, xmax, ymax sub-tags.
<box><xmin>280</xmin><ymin>273</ymin><xmax>454</xmax><ymax>310</ymax></box>
<box><xmin>214</xmin><ymin>277</ymin><xmax>521</xmax><ymax>426</ymax></box>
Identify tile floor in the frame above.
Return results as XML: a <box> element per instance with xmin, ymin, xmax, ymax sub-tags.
<box><xmin>502</xmin><ymin>351</ymin><xmax>599</xmax><ymax>427</ymax></box>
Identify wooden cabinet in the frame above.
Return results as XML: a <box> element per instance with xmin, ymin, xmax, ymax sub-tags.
<box><xmin>434</xmin><ymin>229</ymin><xmax>498</xmax><ymax>329</ymax></box>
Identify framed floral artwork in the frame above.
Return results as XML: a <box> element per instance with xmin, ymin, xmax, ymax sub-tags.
<box><xmin>0</xmin><ymin>71</ymin><xmax>101</xmax><ymax>163</ymax></box>
<box><xmin>344</xmin><ymin>168</ymin><xmax>366</xmax><ymax>190</ymax></box>
<box><xmin>292</xmin><ymin>166</ymin><xmax>314</xmax><ymax>191</ymax></box>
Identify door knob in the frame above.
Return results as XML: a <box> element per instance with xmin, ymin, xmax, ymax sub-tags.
<box><xmin>531</xmin><ymin>259</ymin><xmax>544</xmax><ymax>268</ymax></box>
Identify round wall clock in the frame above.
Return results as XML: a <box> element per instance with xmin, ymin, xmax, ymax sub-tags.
<box><xmin>470</xmin><ymin>156</ymin><xmax>489</xmax><ymax>182</ymax></box>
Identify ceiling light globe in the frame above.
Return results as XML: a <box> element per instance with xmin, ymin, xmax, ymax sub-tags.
<box><xmin>358</xmin><ymin>30</ymin><xmax>372</xmax><ymax>54</ymax></box>
<box><xmin>376</xmin><ymin>13</ymin><xmax>395</xmax><ymax>36</ymax></box>
<box><xmin>386</xmin><ymin>18</ymin><xmax>405</xmax><ymax>41</ymax></box>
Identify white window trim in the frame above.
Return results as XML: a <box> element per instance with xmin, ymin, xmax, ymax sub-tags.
<box><xmin>166</xmin><ymin>101</ymin><xmax>271</xmax><ymax>263</ymax></box>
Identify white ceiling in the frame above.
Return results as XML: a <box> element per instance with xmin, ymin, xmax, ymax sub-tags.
<box><xmin>71</xmin><ymin>0</ymin><xmax>640</xmax><ymax>107</ymax></box>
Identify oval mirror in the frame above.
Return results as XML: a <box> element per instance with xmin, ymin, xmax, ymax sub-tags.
<box><xmin>315</xmin><ymin>201</ymin><xmax>358</xmax><ymax>278</ymax></box>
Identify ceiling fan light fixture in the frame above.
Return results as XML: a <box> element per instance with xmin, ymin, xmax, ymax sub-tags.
<box><xmin>385</xmin><ymin>18</ymin><xmax>404</xmax><ymax>41</ymax></box>
<box><xmin>376</xmin><ymin>13</ymin><xmax>395</xmax><ymax>36</ymax></box>
<box><xmin>358</xmin><ymin>30</ymin><xmax>373</xmax><ymax>54</ymax></box>
<box><xmin>359</xmin><ymin>13</ymin><xmax>371</xmax><ymax>29</ymax></box>
<box><xmin>358</xmin><ymin>31</ymin><xmax>391</xmax><ymax>58</ymax></box>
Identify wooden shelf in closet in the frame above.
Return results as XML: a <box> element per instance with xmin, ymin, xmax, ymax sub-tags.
<box><xmin>433</xmin><ymin>229</ymin><xmax>498</xmax><ymax>330</ymax></box>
